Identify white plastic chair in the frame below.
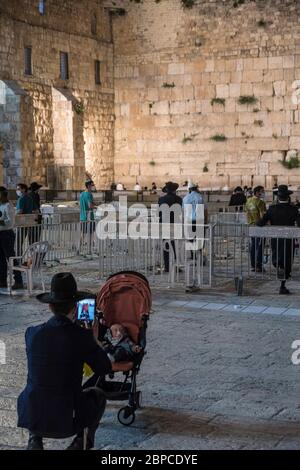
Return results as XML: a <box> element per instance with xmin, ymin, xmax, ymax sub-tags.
<box><xmin>8</xmin><ymin>241</ymin><xmax>50</xmax><ymax>295</ymax></box>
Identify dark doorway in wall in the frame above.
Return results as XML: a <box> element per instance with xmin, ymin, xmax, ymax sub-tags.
<box><xmin>0</xmin><ymin>80</ymin><xmax>34</xmax><ymax>188</ymax></box>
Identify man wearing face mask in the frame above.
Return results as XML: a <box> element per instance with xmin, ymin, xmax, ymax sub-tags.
<box><xmin>16</xmin><ymin>183</ymin><xmax>34</xmax><ymax>257</ymax></box>
<box><xmin>16</xmin><ymin>183</ymin><xmax>34</xmax><ymax>215</ymax></box>
<box><xmin>245</xmin><ymin>186</ymin><xmax>266</xmax><ymax>272</ymax></box>
<box><xmin>17</xmin><ymin>272</ymin><xmax>111</xmax><ymax>450</ymax></box>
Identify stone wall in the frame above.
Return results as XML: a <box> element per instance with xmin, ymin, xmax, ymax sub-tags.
<box><xmin>0</xmin><ymin>0</ymin><xmax>114</xmax><ymax>189</ymax></box>
<box><xmin>113</xmin><ymin>0</ymin><xmax>300</xmax><ymax>189</ymax></box>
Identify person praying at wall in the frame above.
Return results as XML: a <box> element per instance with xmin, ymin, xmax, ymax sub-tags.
<box><xmin>257</xmin><ymin>185</ymin><xmax>300</xmax><ymax>295</ymax></box>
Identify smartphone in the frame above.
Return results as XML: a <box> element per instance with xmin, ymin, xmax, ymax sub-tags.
<box><xmin>76</xmin><ymin>298</ymin><xmax>96</xmax><ymax>324</ymax></box>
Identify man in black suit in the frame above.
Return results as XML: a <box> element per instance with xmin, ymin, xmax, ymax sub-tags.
<box><xmin>158</xmin><ymin>181</ymin><xmax>182</xmax><ymax>272</ymax></box>
<box><xmin>17</xmin><ymin>272</ymin><xmax>111</xmax><ymax>450</ymax></box>
<box><xmin>257</xmin><ymin>185</ymin><xmax>300</xmax><ymax>294</ymax></box>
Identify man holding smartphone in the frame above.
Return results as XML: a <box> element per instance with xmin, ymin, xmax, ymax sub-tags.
<box><xmin>17</xmin><ymin>272</ymin><xmax>111</xmax><ymax>450</ymax></box>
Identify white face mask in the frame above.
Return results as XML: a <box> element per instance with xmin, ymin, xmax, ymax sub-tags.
<box><xmin>16</xmin><ymin>190</ymin><xmax>22</xmax><ymax>197</ymax></box>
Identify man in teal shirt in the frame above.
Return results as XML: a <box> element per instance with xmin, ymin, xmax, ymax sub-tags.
<box><xmin>80</xmin><ymin>180</ymin><xmax>95</xmax><ymax>222</ymax></box>
<box><xmin>16</xmin><ymin>183</ymin><xmax>34</xmax><ymax>215</ymax></box>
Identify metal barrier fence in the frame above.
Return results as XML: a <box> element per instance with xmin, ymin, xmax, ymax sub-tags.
<box><xmin>212</xmin><ymin>223</ymin><xmax>300</xmax><ymax>294</ymax></box>
<box><xmin>14</xmin><ymin>220</ymin><xmax>212</xmax><ymax>290</ymax></box>
<box><xmin>97</xmin><ymin>223</ymin><xmax>212</xmax><ymax>289</ymax></box>
<box><xmin>210</xmin><ymin>212</ymin><xmax>247</xmax><ymax>226</ymax></box>
<box><xmin>14</xmin><ymin>217</ymin><xmax>300</xmax><ymax>293</ymax></box>
<box><xmin>15</xmin><ymin>220</ymin><xmax>99</xmax><ymax>261</ymax></box>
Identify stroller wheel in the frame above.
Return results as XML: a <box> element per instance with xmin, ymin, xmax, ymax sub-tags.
<box><xmin>136</xmin><ymin>391</ymin><xmax>142</xmax><ymax>409</ymax></box>
<box><xmin>118</xmin><ymin>406</ymin><xmax>135</xmax><ymax>426</ymax></box>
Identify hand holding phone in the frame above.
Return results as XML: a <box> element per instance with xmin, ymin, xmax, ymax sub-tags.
<box><xmin>77</xmin><ymin>298</ymin><xmax>96</xmax><ymax>326</ymax></box>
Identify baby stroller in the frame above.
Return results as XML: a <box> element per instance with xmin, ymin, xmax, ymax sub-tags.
<box><xmin>95</xmin><ymin>271</ymin><xmax>152</xmax><ymax>426</ymax></box>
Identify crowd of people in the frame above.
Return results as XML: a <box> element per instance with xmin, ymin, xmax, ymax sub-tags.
<box><xmin>155</xmin><ymin>179</ymin><xmax>300</xmax><ymax>295</ymax></box>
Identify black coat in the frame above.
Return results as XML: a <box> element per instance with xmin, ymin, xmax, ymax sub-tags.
<box><xmin>158</xmin><ymin>193</ymin><xmax>182</xmax><ymax>224</ymax></box>
<box><xmin>17</xmin><ymin>315</ymin><xmax>111</xmax><ymax>437</ymax></box>
<box><xmin>257</xmin><ymin>202</ymin><xmax>300</xmax><ymax>228</ymax></box>
<box><xmin>229</xmin><ymin>193</ymin><xmax>246</xmax><ymax>207</ymax></box>
<box><xmin>257</xmin><ymin>203</ymin><xmax>300</xmax><ymax>278</ymax></box>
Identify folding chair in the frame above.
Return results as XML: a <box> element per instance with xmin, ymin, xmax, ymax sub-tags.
<box><xmin>9</xmin><ymin>241</ymin><xmax>50</xmax><ymax>295</ymax></box>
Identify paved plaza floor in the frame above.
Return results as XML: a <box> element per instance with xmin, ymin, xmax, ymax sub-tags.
<box><xmin>0</xmin><ymin>259</ymin><xmax>300</xmax><ymax>450</ymax></box>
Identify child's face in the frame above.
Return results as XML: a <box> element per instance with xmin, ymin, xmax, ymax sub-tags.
<box><xmin>111</xmin><ymin>324</ymin><xmax>125</xmax><ymax>339</ymax></box>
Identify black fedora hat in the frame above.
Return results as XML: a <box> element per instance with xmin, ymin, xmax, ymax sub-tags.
<box><xmin>162</xmin><ymin>181</ymin><xmax>179</xmax><ymax>193</ymax></box>
<box><xmin>275</xmin><ymin>184</ymin><xmax>293</xmax><ymax>197</ymax></box>
<box><xmin>29</xmin><ymin>182</ymin><xmax>43</xmax><ymax>192</ymax></box>
<box><xmin>36</xmin><ymin>272</ymin><xmax>91</xmax><ymax>304</ymax></box>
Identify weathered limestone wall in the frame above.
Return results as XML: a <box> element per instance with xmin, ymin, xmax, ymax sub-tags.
<box><xmin>84</xmin><ymin>93</ymin><xmax>115</xmax><ymax>189</ymax></box>
<box><xmin>0</xmin><ymin>0</ymin><xmax>114</xmax><ymax>189</ymax></box>
<box><xmin>0</xmin><ymin>83</ymin><xmax>22</xmax><ymax>186</ymax></box>
<box><xmin>113</xmin><ymin>0</ymin><xmax>300</xmax><ymax>189</ymax></box>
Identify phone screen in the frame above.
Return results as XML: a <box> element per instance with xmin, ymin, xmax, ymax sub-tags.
<box><xmin>77</xmin><ymin>298</ymin><xmax>96</xmax><ymax>323</ymax></box>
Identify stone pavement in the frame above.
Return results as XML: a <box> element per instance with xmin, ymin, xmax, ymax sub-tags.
<box><xmin>0</xmin><ymin>260</ymin><xmax>300</xmax><ymax>450</ymax></box>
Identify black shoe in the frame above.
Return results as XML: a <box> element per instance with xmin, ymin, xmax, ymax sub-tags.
<box><xmin>27</xmin><ymin>435</ymin><xmax>43</xmax><ymax>450</ymax></box>
<box><xmin>66</xmin><ymin>436</ymin><xmax>93</xmax><ymax>450</ymax></box>
<box><xmin>279</xmin><ymin>286</ymin><xmax>291</xmax><ymax>295</ymax></box>
<box><xmin>11</xmin><ymin>283</ymin><xmax>24</xmax><ymax>290</ymax></box>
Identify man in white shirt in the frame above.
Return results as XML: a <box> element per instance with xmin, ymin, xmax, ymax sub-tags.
<box><xmin>182</xmin><ymin>182</ymin><xmax>207</xmax><ymax>228</ymax></box>
<box><xmin>182</xmin><ymin>182</ymin><xmax>207</xmax><ymax>292</ymax></box>
<box><xmin>134</xmin><ymin>182</ymin><xmax>142</xmax><ymax>192</ymax></box>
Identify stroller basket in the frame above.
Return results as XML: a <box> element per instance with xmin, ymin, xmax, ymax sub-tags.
<box><xmin>98</xmin><ymin>380</ymin><xmax>131</xmax><ymax>401</ymax></box>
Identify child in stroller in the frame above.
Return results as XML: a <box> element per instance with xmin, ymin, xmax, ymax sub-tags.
<box><xmin>84</xmin><ymin>271</ymin><xmax>152</xmax><ymax>426</ymax></box>
<box><xmin>101</xmin><ymin>323</ymin><xmax>142</xmax><ymax>363</ymax></box>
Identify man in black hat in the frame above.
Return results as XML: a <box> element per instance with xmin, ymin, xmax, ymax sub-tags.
<box><xmin>257</xmin><ymin>185</ymin><xmax>300</xmax><ymax>294</ymax></box>
<box><xmin>158</xmin><ymin>182</ymin><xmax>182</xmax><ymax>272</ymax></box>
<box><xmin>228</xmin><ymin>186</ymin><xmax>247</xmax><ymax>211</ymax></box>
<box><xmin>17</xmin><ymin>272</ymin><xmax>111</xmax><ymax>450</ymax></box>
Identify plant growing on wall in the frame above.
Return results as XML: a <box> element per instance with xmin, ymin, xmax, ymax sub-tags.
<box><xmin>203</xmin><ymin>164</ymin><xmax>209</xmax><ymax>173</ymax></box>
<box><xmin>254</xmin><ymin>120</ymin><xmax>264</xmax><ymax>127</ymax></box>
<box><xmin>257</xmin><ymin>19</ymin><xmax>268</xmax><ymax>28</ymax></box>
<box><xmin>238</xmin><ymin>95</ymin><xmax>258</xmax><ymax>105</ymax></box>
<box><xmin>162</xmin><ymin>82</ymin><xmax>175</xmax><ymax>88</ymax></box>
<box><xmin>73</xmin><ymin>101</ymin><xmax>84</xmax><ymax>115</ymax></box>
<box><xmin>181</xmin><ymin>0</ymin><xmax>195</xmax><ymax>8</ymax></box>
<box><xmin>211</xmin><ymin>98</ymin><xmax>225</xmax><ymax>106</ymax></box>
<box><xmin>210</xmin><ymin>134</ymin><xmax>227</xmax><ymax>142</ymax></box>
<box><xmin>182</xmin><ymin>132</ymin><xmax>198</xmax><ymax>144</ymax></box>
<box><xmin>149</xmin><ymin>160</ymin><xmax>156</xmax><ymax>166</ymax></box>
<box><xmin>280</xmin><ymin>155</ymin><xmax>300</xmax><ymax>169</ymax></box>
<box><xmin>233</xmin><ymin>0</ymin><xmax>245</xmax><ymax>7</ymax></box>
